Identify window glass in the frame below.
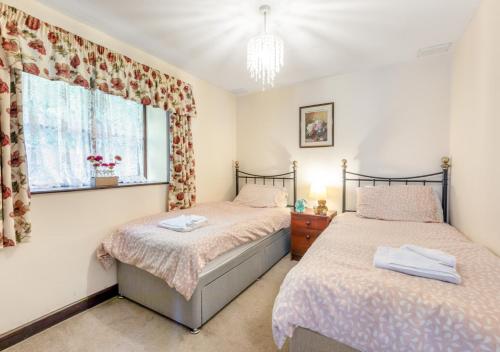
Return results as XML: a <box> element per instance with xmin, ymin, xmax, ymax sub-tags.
<box><xmin>22</xmin><ymin>73</ymin><xmax>167</xmax><ymax>191</ymax></box>
<box><xmin>146</xmin><ymin>105</ymin><xmax>169</xmax><ymax>182</ymax></box>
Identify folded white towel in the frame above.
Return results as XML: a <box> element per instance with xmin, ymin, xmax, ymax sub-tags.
<box><xmin>159</xmin><ymin>215</ymin><xmax>208</xmax><ymax>232</ymax></box>
<box><xmin>401</xmin><ymin>244</ymin><xmax>456</xmax><ymax>268</ymax></box>
<box><xmin>374</xmin><ymin>246</ymin><xmax>461</xmax><ymax>284</ymax></box>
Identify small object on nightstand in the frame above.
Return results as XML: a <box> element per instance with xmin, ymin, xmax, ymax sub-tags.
<box><xmin>309</xmin><ymin>183</ymin><xmax>328</xmax><ymax>215</ymax></box>
<box><xmin>313</xmin><ymin>200</ymin><xmax>328</xmax><ymax>215</ymax></box>
<box><xmin>294</xmin><ymin>199</ymin><xmax>307</xmax><ymax>213</ymax></box>
<box><xmin>291</xmin><ymin>208</ymin><xmax>336</xmax><ymax>260</ymax></box>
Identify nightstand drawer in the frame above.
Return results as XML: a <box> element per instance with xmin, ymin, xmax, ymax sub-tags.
<box><xmin>290</xmin><ymin>210</ymin><xmax>336</xmax><ymax>260</ymax></box>
<box><xmin>291</xmin><ymin>229</ymin><xmax>321</xmax><ymax>256</ymax></box>
<box><xmin>291</xmin><ymin>214</ymin><xmax>330</xmax><ymax>230</ymax></box>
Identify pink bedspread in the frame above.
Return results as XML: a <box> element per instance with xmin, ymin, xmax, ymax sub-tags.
<box><xmin>272</xmin><ymin>213</ymin><xmax>500</xmax><ymax>351</ymax></box>
<box><xmin>98</xmin><ymin>202</ymin><xmax>290</xmax><ymax>300</ymax></box>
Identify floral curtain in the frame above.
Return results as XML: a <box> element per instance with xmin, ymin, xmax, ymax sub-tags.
<box><xmin>0</xmin><ymin>4</ymin><xmax>197</xmax><ymax>117</ymax></box>
<box><xmin>168</xmin><ymin>114</ymin><xmax>196</xmax><ymax>210</ymax></box>
<box><xmin>0</xmin><ymin>57</ymin><xmax>31</xmax><ymax>248</ymax></box>
<box><xmin>0</xmin><ymin>3</ymin><xmax>197</xmax><ymax>247</ymax></box>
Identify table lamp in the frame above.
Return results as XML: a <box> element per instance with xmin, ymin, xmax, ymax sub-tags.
<box><xmin>309</xmin><ymin>183</ymin><xmax>328</xmax><ymax>215</ymax></box>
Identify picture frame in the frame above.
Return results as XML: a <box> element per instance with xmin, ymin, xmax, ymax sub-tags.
<box><xmin>299</xmin><ymin>102</ymin><xmax>334</xmax><ymax>148</ymax></box>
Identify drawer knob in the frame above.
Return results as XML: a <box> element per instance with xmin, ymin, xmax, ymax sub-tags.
<box><xmin>306</xmin><ymin>234</ymin><xmax>311</xmax><ymax>240</ymax></box>
<box><xmin>305</xmin><ymin>220</ymin><xmax>311</xmax><ymax>226</ymax></box>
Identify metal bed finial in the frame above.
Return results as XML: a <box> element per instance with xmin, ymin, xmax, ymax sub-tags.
<box><xmin>341</xmin><ymin>159</ymin><xmax>347</xmax><ymax>169</ymax></box>
<box><xmin>292</xmin><ymin>160</ymin><xmax>298</xmax><ymax>171</ymax></box>
<box><xmin>441</xmin><ymin>157</ymin><xmax>450</xmax><ymax>170</ymax></box>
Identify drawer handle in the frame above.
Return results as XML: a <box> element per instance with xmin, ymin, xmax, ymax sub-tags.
<box><xmin>306</xmin><ymin>234</ymin><xmax>311</xmax><ymax>240</ymax></box>
<box><xmin>305</xmin><ymin>220</ymin><xmax>311</xmax><ymax>226</ymax></box>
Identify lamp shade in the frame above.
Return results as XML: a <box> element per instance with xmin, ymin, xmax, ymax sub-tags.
<box><xmin>309</xmin><ymin>183</ymin><xmax>327</xmax><ymax>200</ymax></box>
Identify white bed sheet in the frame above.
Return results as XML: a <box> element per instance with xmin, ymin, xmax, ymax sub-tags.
<box><xmin>98</xmin><ymin>201</ymin><xmax>290</xmax><ymax>300</ymax></box>
<box><xmin>273</xmin><ymin>213</ymin><xmax>500</xmax><ymax>351</ymax></box>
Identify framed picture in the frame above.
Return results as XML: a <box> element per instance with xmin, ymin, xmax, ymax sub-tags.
<box><xmin>299</xmin><ymin>102</ymin><xmax>334</xmax><ymax>148</ymax></box>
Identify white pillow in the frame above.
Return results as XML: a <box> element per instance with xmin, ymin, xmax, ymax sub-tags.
<box><xmin>356</xmin><ymin>185</ymin><xmax>443</xmax><ymax>223</ymax></box>
<box><xmin>233</xmin><ymin>184</ymin><xmax>288</xmax><ymax>208</ymax></box>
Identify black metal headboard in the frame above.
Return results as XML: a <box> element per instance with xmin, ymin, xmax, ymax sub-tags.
<box><xmin>341</xmin><ymin>157</ymin><xmax>450</xmax><ymax>223</ymax></box>
<box><xmin>235</xmin><ymin>161</ymin><xmax>298</xmax><ymax>207</ymax></box>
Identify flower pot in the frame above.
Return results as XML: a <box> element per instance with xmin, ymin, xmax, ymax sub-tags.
<box><xmin>93</xmin><ymin>176</ymin><xmax>118</xmax><ymax>188</ymax></box>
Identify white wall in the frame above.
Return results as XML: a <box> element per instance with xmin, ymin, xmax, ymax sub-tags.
<box><xmin>237</xmin><ymin>55</ymin><xmax>451</xmax><ymax>211</ymax></box>
<box><xmin>0</xmin><ymin>0</ymin><xmax>237</xmax><ymax>334</ymax></box>
<box><xmin>449</xmin><ymin>0</ymin><xmax>500</xmax><ymax>255</ymax></box>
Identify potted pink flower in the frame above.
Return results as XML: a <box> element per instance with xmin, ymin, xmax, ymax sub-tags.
<box><xmin>87</xmin><ymin>155</ymin><xmax>122</xmax><ymax>187</ymax></box>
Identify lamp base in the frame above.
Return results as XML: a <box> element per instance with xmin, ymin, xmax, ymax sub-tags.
<box><xmin>313</xmin><ymin>200</ymin><xmax>328</xmax><ymax>215</ymax></box>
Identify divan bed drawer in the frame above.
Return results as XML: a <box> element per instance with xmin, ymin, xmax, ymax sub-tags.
<box><xmin>202</xmin><ymin>250</ymin><xmax>263</xmax><ymax>322</ymax></box>
<box><xmin>264</xmin><ymin>229</ymin><xmax>290</xmax><ymax>269</ymax></box>
<box><xmin>201</xmin><ymin>229</ymin><xmax>290</xmax><ymax>324</ymax></box>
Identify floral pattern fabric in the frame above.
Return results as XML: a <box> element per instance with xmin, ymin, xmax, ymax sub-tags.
<box><xmin>168</xmin><ymin>113</ymin><xmax>195</xmax><ymax>210</ymax></box>
<box><xmin>0</xmin><ymin>3</ymin><xmax>198</xmax><ymax>230</ymax></box>
<box><xmin>357</xmin><ymin>185</ymin><xmax>444</xmax><ymax>223</ymax></box>
<box><xmin>0</xmin><ymin>59</ymin><xmax>31</xmax><ymax>248</ymax></box>
<box><xmin>272</xmin><ymin>213</ymin><xmax>500</xmax><ymax>351</ymax></box>
<box><xmin>0</xmin><ymin>4</ymin><xmax>196</xmax><ymax>118</ymax></box>
<box><xmin>98</xmin><ymin>202</ymin><xmax>291</xmax><ymax>300</ymax></box>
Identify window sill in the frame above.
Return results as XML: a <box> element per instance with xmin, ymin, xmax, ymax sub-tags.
<box><xmin>31</xmin><ymin>181</ymin><xmax>169</xmax><ymax>195</ymax></box>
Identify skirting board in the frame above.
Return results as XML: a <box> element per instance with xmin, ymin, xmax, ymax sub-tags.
<box><xmin>0</xmin><ymin>284</ymin><xmax>118</xmax><ymax>351</ymax></box>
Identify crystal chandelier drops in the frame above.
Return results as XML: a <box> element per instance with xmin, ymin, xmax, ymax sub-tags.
<box><xmin>247</xmin><ymin>5</ymin><xmax>284</xmax><ymax>89</ymax></box>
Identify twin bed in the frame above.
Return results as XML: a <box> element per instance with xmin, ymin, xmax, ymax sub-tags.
<box><xmin>273</xmin><ymin>158</ymin><xmax>500</xmax><ymax>352</ymax></box>
<box><xmin>98</xmin><ymin>158</ymin><xmax>500</xmax><ymax>352</ymax></box>
<box><xmin>98</xmin><ymin>161</ymin><xmax>297</xmax><ymax>333</ymax></box>
<box><xmin>274</xmin><ymin>212</ymin><xmax>500</xmax><ymax>351</ymax></box>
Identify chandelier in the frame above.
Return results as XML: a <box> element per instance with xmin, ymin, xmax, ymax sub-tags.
<box><xmin>247</xmin><ymin>5</ymin><xmax>284</xmax><ymax>89</ymax></box>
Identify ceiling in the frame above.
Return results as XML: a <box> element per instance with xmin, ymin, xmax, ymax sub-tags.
<box><xmin>37</xmin><ymin>0</ymin><xmax>480</xmax><ymax>94</ymax></box>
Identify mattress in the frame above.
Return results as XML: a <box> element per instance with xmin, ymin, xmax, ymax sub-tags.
<box><xmin>98</xmin><ymin>201</ymin><xmax>290</xmax><ymax>299</ymax></box>
<box><xmin>273</xmin><ymin>213</ymin><xmax>500</xmax><ymax>352</ymax></box>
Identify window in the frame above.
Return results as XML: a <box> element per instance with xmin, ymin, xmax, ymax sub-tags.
<box><xmin>22</xmin><ymin>72</ymin><xmax>169</xmax><ymax>192</ymax></box>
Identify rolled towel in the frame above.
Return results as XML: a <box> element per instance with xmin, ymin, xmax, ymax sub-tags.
<box><xmin>374</xmin><ymin>246</ymin><xmax>461</xmax><ymax>284</ymax></box>
<box><xmin>159</xmin><ymin>215</ymin><xmax>208</xmax><ymax>232</ymax></box>
<box><xmin>401</xmin><ymin>244</ymin><xmax>456</xmax><ymax>268</ymax></box>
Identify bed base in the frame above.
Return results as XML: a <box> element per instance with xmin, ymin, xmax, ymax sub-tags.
<box><xmin>118</xmin><ymin>228</ymin><xmax>290</xmax><ymax>331</ymax></box>
<box><xmin>290</xmin><ymin>328</ymin><xmax>359</xmax><ymax>352</ymax></box>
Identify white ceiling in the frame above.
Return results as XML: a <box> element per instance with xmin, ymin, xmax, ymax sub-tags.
<box><xmin>37</xmin><ymin>0</ymin><xmax>480</xmax><ymax>94</ymax></box>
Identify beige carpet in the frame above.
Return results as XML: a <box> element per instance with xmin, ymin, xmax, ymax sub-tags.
<box><xmin>7</xmin><ymin>257</ymin><xmax>296</xmax><ymax>352</ymax></box>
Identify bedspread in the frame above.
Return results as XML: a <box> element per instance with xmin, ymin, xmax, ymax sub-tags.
<box><xmin>272</xmin><ymin>213</ymin><xmax>500</xmax><ymax>351</ymax></box>
<box><xmin>98</xmin><ymin>202</ymin><xmax>290</xmax><ymax>300</ymax></box>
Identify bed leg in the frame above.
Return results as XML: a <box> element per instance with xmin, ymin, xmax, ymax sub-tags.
<box><xmin>190</xmin><ymin>328</ymin><xmax>201</xmax><ymax>335</ymax></box>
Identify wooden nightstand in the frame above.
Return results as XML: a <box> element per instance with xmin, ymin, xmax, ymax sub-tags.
<box><xmin>291</xmin><ymin>209</ymin><xmax>336</xmax><ymax>260</ymax></box>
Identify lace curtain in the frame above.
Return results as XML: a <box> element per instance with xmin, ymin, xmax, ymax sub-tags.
<box><xmin>22</xmin><ymin>72</ymin><xmax>92</xmax><ymax>189</ymax></box>
<box><xmin>23</xmin><ymin>73</ymin><xmax>145</xmax><ymax>190</ymax></box>
<box><xmin>93</xmin><ymin>89</ymin><xmax>145</xmax><ymax>183</ymax></box>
